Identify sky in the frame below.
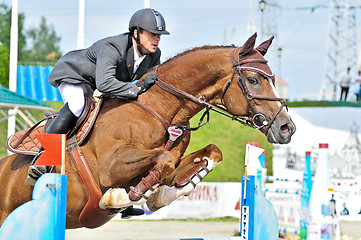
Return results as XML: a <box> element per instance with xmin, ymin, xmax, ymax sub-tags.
<box><xmin>1</xmin><ymin>0</ymin><xmax>361</xmax><ymax>100</ymax></box>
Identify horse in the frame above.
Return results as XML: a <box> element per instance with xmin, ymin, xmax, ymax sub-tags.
<box><xmin>0</xmin><ymin>33</ymin><xmax>295</xmax><ymax>229</ymax></box>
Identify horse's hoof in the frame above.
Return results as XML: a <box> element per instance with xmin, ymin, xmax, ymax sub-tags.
<box><xmin>99</xmin><ymin>188</ymin><xmax>113</xmax><ymax>209</ymax></box>
<box><xmin>146</xmin><ymin>186</ymin><xmax>171</xmax><ymax>212</ymax></box>
<box><xmin>99</xmin><ymin>188</ymin><xmax>129</xmax><ymax>209</ymax></box>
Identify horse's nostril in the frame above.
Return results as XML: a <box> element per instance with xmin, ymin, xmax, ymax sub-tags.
<box><xmin>281</xmin><ymin>124</ymin><xmax>289</xmax><ymax>133</ymax></box>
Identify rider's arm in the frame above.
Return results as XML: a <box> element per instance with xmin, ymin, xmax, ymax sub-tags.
<box><xmin>95</xmin><ymin>42</ymin><xmax>139</xmax><ymax>99</ymax></box>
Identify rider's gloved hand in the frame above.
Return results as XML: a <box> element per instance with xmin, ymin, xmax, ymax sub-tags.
<box><xmin>138</xmin><ymin>73</ymin><xmax>157</xmax><ymax>95</ymax></box>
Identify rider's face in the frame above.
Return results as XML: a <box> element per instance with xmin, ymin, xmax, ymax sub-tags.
<box><xmin>134</xmin><ymin>29</ymin><xmax>161</xmax><ymax>56</ymax></box>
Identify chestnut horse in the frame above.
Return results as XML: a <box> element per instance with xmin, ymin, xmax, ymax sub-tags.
<box><xmin>0</xmin><ymin>33</ymin><xmax>295</xmax><ymax>229</ymax></box>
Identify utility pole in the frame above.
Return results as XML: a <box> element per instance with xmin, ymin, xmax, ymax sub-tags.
<box><xmin>250</xmin><ymin>0</ymin><xmax>281</xmax><ymax>76</ymax></box>
<box><xmin>246</xmin><ymin>0</ymin><xmax>256</xmax><ymax>38</ymax></box>
<box><xmin>7</xmin><ymin>0</ymin><xmax>19</xmax><ymax>153</ymax></box>
<box><xmin>77</xmin><ymin>0</ymin><xmax>85</xmax><ymax>49</ymax></box>
<box><xmin>144</xmin><ymin>0</ymin><xmax>150</xmax><ymax>8</ymax></box>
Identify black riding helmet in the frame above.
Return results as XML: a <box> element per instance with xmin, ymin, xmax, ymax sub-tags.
<box><xmin>129</xmin><ymin>8</ymin><xmax>169</xmax><ymax>56</ymax></box>
<box><xmin>129</xmin><ymin>8</ymin><xmax>170</xmax><ymax>35</ymax></box>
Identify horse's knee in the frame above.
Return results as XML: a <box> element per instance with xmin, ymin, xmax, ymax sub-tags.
<box><xmin>153</xmin><ymin>150</ymin><xmax>177</xmax><ymax>180</ymax></box>
<box><xmin>201</xmin><ymin>144</ymin><xmax>223</xmax><ymax>163</ymax></box>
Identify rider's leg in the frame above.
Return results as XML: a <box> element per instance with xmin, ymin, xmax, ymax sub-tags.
<box><xmin>26</xmin><ymin>83</ymin><xmax>85</xmax><ymax>185</ymax></box>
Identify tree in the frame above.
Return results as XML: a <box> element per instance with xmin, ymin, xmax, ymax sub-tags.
<box><xmin>0</xmin><ymin>4</ymin><xmax>27</xmax><ymax>61</ymax></box>
<box><xmin>0</xmin><ymin>4</ymin><xmax>62</xmax><ymax>87</ymax></box>
<box><xmin>0</xmin><ymin>4</ymin><xmax>26</xmax><ymax>88</ymax></box>
<box><xmin>0</xmin><ymin>43</ymin><xmax>10</xmax><ymax>87</ymax></box>
<box><xmin>24</xmin><ymin>16</ymin><xmax>62</xmax><ymax>63</ymax></box>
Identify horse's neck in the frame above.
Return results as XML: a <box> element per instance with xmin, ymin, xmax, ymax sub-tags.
<box><xmin>142</xmin><ymin>48</ymin><xmax>233</xmax><ymax>125</ymax></box>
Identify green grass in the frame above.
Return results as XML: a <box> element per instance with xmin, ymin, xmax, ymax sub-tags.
<box><xmin>0</xmin><ymin>121</ymin><xmax>7</xmax><ymax>158</ymax></box>
<box><xmin>186</xmin><ymin>111</ymin><xmax>273</xmax><ymax>182</ymax></box>
<box><xmin>287</xmin><ymin>100</ymin><xmax>361</xmax><ymax>108</ymax></box>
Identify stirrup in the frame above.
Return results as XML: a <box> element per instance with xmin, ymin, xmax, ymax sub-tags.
<box><xmin>25</xmin><ymin>151</ymin><xmax>54</xmax><ymax>186</ymax></box>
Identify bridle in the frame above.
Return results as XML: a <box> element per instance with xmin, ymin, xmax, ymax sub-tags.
<box><xmin>220</xmin><ymin>47</ymin><xmax>288</xmax><ymax>133</ymax></box>
<box><xmin>153</xmin><ymin>47</ymin><xmax>287</xmax><ymax>134</ymax></box>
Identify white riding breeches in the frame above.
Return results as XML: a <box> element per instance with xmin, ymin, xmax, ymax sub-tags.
<box><xmin>58</xmin><ymin>83</ymin><xmax>85</xmax><ymax>117</ymax></box>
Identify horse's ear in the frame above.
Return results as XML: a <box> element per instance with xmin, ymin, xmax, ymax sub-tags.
<box><xmin>239</xmin><ymin>32</ymin><xmax>257</xmax><ymax>56</ymax></box>
<box><xmin>256</xmin><ymin>36</ymin><xmax>275</xmax><ymax>56</ymax></box>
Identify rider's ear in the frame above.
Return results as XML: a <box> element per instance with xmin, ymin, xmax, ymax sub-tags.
<box><xmin>255</xmin><ymin>36</ymin><xmax>274</xmax><ymax>56</ymax></box>
<box><xmin>238</xmin><ymin>32</ymin><xmax>257</xmax><ymax>57</ymax></box>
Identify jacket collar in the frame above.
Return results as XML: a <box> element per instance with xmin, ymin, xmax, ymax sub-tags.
<box><xmin>126</xmin><ymin>46</ymin><xmax>134</xmax><ymax>77</ymax></box>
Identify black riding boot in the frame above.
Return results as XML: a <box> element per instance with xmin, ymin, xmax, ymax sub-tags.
<box><xmin>26</xmin><ymin>103</ymin><xmax>78</xmax><ymax>186</ymax></box>
<box><xmin>121</xmin><ymin>206</ymin><xmax>145</xmax><ymax>219</ymax></box>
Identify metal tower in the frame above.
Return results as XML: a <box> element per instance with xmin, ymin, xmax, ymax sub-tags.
<box><xmin>339</xmin><ymin>122</ymin><xmax>361</xmax><ymax>178</ymax></box>
<box><xmin>319</xmin><ymin>0</ymin><xmax>358</xmax><ymax>100</ymax></box>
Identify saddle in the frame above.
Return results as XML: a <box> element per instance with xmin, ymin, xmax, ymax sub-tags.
<box><xmin>6</xmin><ymin>97</ymin><xmax>115</xmax><ymax>228</ymax></box>
<box><xmin>6</xmin><ymin>97</ymin><xmax>103</xmax><ymax>155</ymax></box>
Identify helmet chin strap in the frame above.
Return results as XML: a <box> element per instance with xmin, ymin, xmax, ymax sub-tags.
<box><xmin>134</xmin><ymin>27</ymin><xmax>145</xmax><ymax>56</ymax></box>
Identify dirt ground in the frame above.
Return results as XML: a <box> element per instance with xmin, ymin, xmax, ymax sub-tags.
<box><xmin>65</xmin><ymin>220</ymin><xmax>240</xmax><ymax>240</ymax></box>
<box><xmin>65</xmin><ymin>220</ymin><xmax>361</xmax><ymax>240</ymax></box>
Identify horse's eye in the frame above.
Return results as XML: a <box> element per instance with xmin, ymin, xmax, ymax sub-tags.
<box><xmin>247</xmin><ymin>77</ymin><xmax>258</xmax><ymax>85</ymax></box>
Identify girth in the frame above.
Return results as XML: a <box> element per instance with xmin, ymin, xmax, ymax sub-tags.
<box><xmin>131</xmin><ymin>101</ymin><xmax>184</xmax><ymax>150</ymax></box>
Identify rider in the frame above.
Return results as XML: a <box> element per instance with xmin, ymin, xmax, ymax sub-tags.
<box><xmin>26</xmin><ymin>8</ymin><xmax>169</xmax><ymax>215</ymax></box>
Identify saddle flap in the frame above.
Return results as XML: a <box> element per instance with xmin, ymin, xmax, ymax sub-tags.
<box><xmin>6</xmin><ymin>97</ymin><xmax>103</xmax><ymax>155</ymax></box>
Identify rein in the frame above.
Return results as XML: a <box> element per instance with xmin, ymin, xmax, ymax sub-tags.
<box><xmin>153</xmin><ymin>47</ymin><xmax>287</xmax><ymax>132</ymax></box>
<box><xmin>154</xmin><ymin>67</ymin><xmax>255</xmax><ymax>129</ymax></box>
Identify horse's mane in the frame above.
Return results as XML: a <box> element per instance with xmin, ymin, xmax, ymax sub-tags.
<box><xmin>162</xmin><ymin>45</ymin><xmax>236</xmax><ymax>64</ymax></box>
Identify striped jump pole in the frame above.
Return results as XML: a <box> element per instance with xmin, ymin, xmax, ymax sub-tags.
<box><xmin>265</xmin><ymin>189</ymin><xmax>302</xmax><ymax>195</ymax></box>
<box><xmin>0</xmin><ymin>134</ymin><xmax>67</xmax><ymax>240</ymax></box>
<box><xmin>265</xmin><ymin>176</ymin><xmax>303</xmax><ymax>183</ymax></box>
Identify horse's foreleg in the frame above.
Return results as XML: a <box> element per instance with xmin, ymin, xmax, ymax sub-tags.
<box><xmin>146</xmin><ymin>144</ymin><xmax>222</xmax><ymax>212</ymax></box>
<box><xmin>99</xmin><ymin>149</ymin><xmax>177</xmax><ymax>209</ymax></box>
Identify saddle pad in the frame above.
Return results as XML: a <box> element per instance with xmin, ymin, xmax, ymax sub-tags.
<box><xmin>6</xmin><ymin>125</ymin><xmax>45</xmax><ymax>155</ymax></box>
<box><xmin>6</xmin><ymin>98</ymin><xmax>103</xmax><ymax>156</ymax></box>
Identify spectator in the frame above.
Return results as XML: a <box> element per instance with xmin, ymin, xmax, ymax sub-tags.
<box><xmin>339</xmin><ymin>67</ymin><xmax>351</xmax><ymax>101</ymax></box>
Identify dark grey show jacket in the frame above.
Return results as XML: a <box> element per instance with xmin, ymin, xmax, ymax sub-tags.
<box><xmin>48</xmin><ymin>33</ymin><xmax>161</xmax><ymax>99</ymax></box>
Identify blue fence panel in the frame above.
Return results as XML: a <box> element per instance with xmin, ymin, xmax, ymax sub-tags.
<box><xmin>16</xmin><ymin>65</ymin><xmax>62</xmax><ymax>102</ymax></box>
<box><xmin>45</xmin><ymin>66</ymin><xmax>62</xmax><ymax>102</ymax></box>
<box><xmin>25</xmin><ymin>66</ymin><xmax>38</xmax><ymax>100</ymax></box>
<box><xmin>43</xmin><ymin>66</ymin><xmax>55</xmax><ymax>101</ymax></box>
<box><xmin>36</xmin><ymin>65</ymin><xmax>48</xmax><ymax>101</ymax></box>
<box><xmin>17</xmin><ymin>65</ymin><xmax>27</xmax><ymax>96</ymax></box>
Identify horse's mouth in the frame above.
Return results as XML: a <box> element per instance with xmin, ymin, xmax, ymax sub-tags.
<box><xmin>266</xmin><ymin>121</ymin><xmax>296</xmax><ymax>144</ymax></box>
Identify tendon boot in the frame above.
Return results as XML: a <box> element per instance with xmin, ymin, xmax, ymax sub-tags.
<box><xmin>121</xmin><ymin>206</ymin><xmax>145</xmax><ymax>219</ymax></box>
<box><xmin>26</xmin><ymin>103</ymin><xmax>78</xmax><ymax>186</ymax></box>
